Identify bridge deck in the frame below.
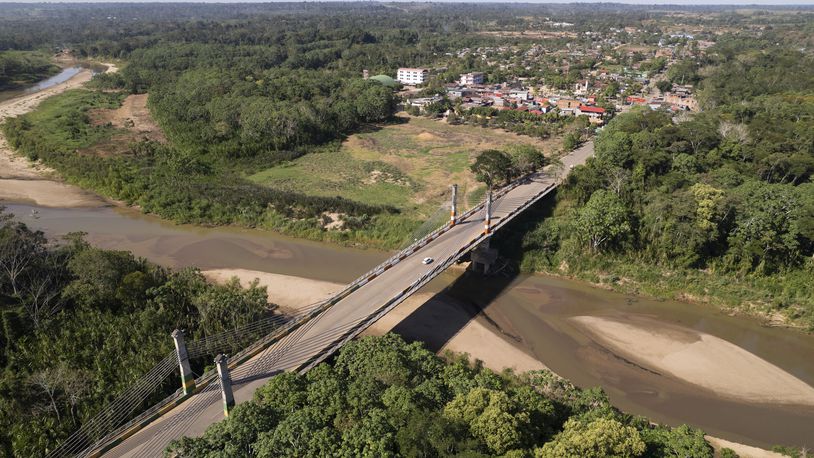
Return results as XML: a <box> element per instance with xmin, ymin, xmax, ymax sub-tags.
<box><xmin>105</xmin><ymin>142</ymin><xmax>594</xmax><ymax>457</ymax></box>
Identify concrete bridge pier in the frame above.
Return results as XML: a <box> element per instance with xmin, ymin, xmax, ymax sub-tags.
<box><xmin>470</xmin><ymin>238</ymin><xmax>499</xmax><ymax>274</ymax></box>
<box><xmin>450</xmin><ymin>184</ymin><xmax>458</xmax><ymax>227</ymax></box>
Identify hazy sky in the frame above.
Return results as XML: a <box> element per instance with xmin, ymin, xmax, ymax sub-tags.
<box><xmin>1</xmin><ymin>0</ymin><xmax>813</xmax><ymax>4</ymax></box>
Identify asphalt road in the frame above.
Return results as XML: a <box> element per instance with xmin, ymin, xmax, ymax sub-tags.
<box><xmin>104</xmin><ymin>141</ymin><xmax>595</xmax><ymax>457</ymax></box>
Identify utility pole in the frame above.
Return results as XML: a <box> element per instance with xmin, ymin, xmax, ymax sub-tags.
<box><xmin>215</xmin><ymin>354</ymin><xmax>235</xmax><ymax>418</ymax></box>
<box><xmin>171</xmin><ymin>330</ymin><xmax>195</xmax><ymax>396</ymax></box>
<box><xmin>450</xmin><ymin>184</ymin><xmax>458</xmax><ymax>226</ymax></box>
<box><xmin>484</xmin><ymin>190</ymin><xmax>492</xmax><ymax>235</ymax></box>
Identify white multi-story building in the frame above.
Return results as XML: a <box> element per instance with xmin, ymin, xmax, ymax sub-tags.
<box><xmin>460</xmin><ymin>72</ymin><xmax>485</xmax><ymax>85</ymax></box>
<box><xmin>397</xmin><ymin>68</ymin><xmax>429</xmax><ymax>85</ymax></box>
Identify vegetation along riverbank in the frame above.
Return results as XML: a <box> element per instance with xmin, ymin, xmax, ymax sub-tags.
<box><xmin>493</xmin><ymin>38</ymin><xmax>814</xmax><ymax>331</ymax></box>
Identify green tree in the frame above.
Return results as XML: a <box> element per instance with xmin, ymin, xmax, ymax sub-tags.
<box><xmin>719</xmin><ymin>448</ymin><xmax>739</xmax><ymax>458</ymax></box>
<box><xmin>470</xmin><ymin>150</ymin><xmax>514</xmax><ymax>189</ymax></box>
<box><xmin>640</xmin><ymin>424</ymin><xmax>712</xmax><ymax>458</ymax></box>
<box><xmin>575</xmin><ymin>190</ymin><xmax>631</xmax><ymax>252</ymax></box>
<box><xmin>562</xmin><ymin>133</ymin><xmax>581</xmax><ymax>152</ymax></box>
<box><xmin>536</xmin><ymin>417</ymin><xmax>646</xmax><ymax>458</ymax></box>
<box><xmin>508</xmin><ymin>144</ymin><xmax>547</xmax><ymax>176</ymax></box>
<box><xmin>444</xmin><ymin>387</ymin><xmax>530</xmax><ymax>454</ymax></box>
<box><xmin>727</xmin><ymin>181</ymin><xmax>806</xmax><ymax>273</ymax></box>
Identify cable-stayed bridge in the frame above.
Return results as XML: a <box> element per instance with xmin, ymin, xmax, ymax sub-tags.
<box><xmin>49</xmin><ymin>142</ymin><xmax>593</xmax><ymax>458</ymax></box>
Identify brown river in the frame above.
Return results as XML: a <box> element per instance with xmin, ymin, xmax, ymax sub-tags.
<box><xmin>4</xmin><ymin>202</ymin><xmax>813</xmax><ymax>449</ymax></box>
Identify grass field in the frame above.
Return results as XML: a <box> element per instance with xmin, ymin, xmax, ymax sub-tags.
<box><xmin>249</xmin><ymin>114</ymin><xmax>561</xmax><ymax>221</ymax></box>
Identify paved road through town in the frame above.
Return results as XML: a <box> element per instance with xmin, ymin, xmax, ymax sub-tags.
<box><xmin>105</xmin><ymin>141</ymin><xmax>595</xmax><ymax>457</ymax></box>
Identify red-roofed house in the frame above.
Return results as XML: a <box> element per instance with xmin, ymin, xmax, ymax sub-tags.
<box><xmin>576</xmin><ymin>105</ymin><xmax>607</xmax><ymax>124</ymax></box>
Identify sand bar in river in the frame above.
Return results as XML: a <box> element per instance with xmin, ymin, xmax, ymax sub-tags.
<box><xmin>573</xmin><ymin>315</ymin><xmax>814</xmax><ymax>406</ymax></box>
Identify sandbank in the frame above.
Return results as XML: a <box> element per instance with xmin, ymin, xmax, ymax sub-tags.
<box><xmin>202</xmin><ymin>268</ymin><xmax>341</xmax><ymax>312</ymax></box>
<box><xmin>705</xmin><ymin>436</ymin><xmax>786</xmax><ymax>458</ymax></box>
<box><xmin>573</xmin><ymin>315</ymin><xmax>814</xmax><ymax>406</ymax></box>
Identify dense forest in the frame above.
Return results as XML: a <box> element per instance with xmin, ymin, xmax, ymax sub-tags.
<box><xmin>0</xmin><ymin>208</ymin><xmax>272</xmax><ymax>456</ymax></box>
<box><xmin>496</xmin><ymin>40</ymin><xmax>814</xmax><ymax>329</ymax></box>
<box><xmin>0</xmin><ymin>51</ymin><xmax>59</xmax><ymax>90</ymax></box>
<box><xmin>167</xmin><ymin>333</ymin><xmax>714</xmax><ymax>458</ymax></box>
<box><xmin>1</xmin><ymin>6</ymin><xmax>497</xmax><ymax>246</ymax></box>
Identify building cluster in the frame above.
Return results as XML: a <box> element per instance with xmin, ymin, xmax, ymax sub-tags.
<box><xmin>447</xmin><ymin>77</ymin><xmax>608</xmax><ymax>124</ymax></box>
<box><xmin>392</xmin><ymin>26</ymin><xmax>709</xmax><ymax>124</ymax></box>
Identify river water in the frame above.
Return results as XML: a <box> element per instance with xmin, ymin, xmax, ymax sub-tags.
<box><xmin>3</xmin><ymin>204</ymin><xmax>386</xmax><ymax>283</ymax></box>
<box><xmin>448</xmin><ymin>274</ymin><xmax>814</xmax><ymax>448</ymax></box>
<box><xmin>4</xmin><ymin>202</ymin><xmax>813</xmax><ymax>449</ymax></box>
<box><xmin>0</xmin><ymin>63</ymin><xmax>107</xmax><ymax>103</ymax></box>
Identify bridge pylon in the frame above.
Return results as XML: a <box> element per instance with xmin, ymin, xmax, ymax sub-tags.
<box><xmin>450</xmin><ymin>184</ymin><xmax>458</xmax><ymax>226</ymax></box>
<box><xmin>484</xmin><ymin>190</ymin><xmax>493</xmax><ymax>235</ymax></box>
<box><xmin>172</xmin><ymin>329</ymin><xmax>196</xmax><ymax>396</ymax></box>
<box><xmin>215</xmin><ymin>354</ymin><xmax>235</xmax><ymax>417</ymax></box>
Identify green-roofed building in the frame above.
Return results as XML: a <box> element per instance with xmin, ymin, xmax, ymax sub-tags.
<box><xmin>368</xmin><ymin>74</ymin><xmax>399</xmax><ymax>88</ymax></box>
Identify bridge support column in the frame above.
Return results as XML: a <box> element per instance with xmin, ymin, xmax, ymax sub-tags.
<box><xmin>172</xmin><ymin>330</ymin><xmax>196</xmax><ymax>396</ymax></box>
<box><xmin>450</xmin><ymin>184</ymin><xmax>458</xmax><ymax>226</ymax></box>
<box><xmin>484</xmin><ymin>190</ymin><xmax>492</xmax><ymax>235</ymax></box>
<box><xmin>215</xmin><ymin>354</ymin><xmax>235</xmax><ymax>417</ymax></box>
<box><xmin>470</xmin><ymin>239</ymin><xmax>499</xmax><ymax>274</ymax></box>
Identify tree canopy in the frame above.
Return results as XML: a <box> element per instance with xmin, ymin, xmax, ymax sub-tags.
<box><xmin>167</xmin><ymin>333</ymin><xmax>712</xmax><ymax>458</ymax></box>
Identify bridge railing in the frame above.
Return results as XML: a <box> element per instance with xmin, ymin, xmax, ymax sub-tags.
<box><xmin>296</xmin><ymin>172</ymin><xmax>561</xmax><ymax>372</ymax></box>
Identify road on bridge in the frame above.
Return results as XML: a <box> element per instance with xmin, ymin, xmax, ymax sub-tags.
<box><xmin>105</xmin><ymin>141</ymin><xmax>594</xmax><ymax>457</ymax></box>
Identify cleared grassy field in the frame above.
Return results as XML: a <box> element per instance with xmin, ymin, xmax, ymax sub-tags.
<box><xmin>249</xmin><ymin>114</ymin><xmax>559</xmax><ymax>220</ymax></box>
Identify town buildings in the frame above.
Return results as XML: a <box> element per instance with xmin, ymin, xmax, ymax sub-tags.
<box><xmin>397</xmin><ymin>68</ymin><xmax>429</xmax><ymax>85</ymax></box>
<box><xmin>460</xmin><ymin>72</ymin><xmax>485</xmax><ymax>85</ymax></box>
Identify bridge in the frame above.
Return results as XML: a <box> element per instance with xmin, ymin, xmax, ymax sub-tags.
<box><xmin>50</xmin><ymin>142</ymin><xmax>593</xmax><ymax>457</ymax></box>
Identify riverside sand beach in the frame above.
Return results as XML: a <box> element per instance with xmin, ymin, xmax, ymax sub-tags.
<box><xmin>0</xmin><ymin>63</ymin><xmax>117</xmax><ymax>208</ymax></box>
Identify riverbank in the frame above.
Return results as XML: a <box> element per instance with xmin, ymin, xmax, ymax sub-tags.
<box><xmin>0</xmin><ymin>62</ymin><xmax>117</xmax><ymax>207</ymax></box>
<box><xmin>541</xmin><ymin>260</ymin><xmax>814</xmax><ymax>332</ymax></box>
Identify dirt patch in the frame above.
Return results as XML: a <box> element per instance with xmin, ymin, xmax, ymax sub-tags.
<box><xmin>320</xmin><ymin>212</ymin><xmax>346</xmax><ymax>231</ymax></box>
<box><xmin>416</xmin><ymin>131</ymin><xmax>441</xmax><ymax>141</ymax></box>
<box><xmin>87</xmin><ymin>94</ymin><xmax>165</xmax><ymax>156</ymax></box>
